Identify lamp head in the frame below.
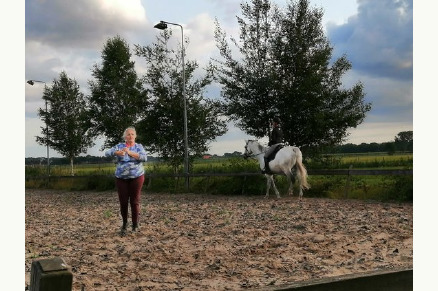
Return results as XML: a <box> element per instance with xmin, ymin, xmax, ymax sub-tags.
<box><xmin>27</xmin><ymin>80</ymin><xmax>35</xmax><ymax>86</ymax></box>
<box><xmin>154</xmin><ymin>21</ymin><xmax>168</xmax><ymax>30</ymax></box>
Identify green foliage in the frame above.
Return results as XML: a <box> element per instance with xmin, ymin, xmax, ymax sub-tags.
<box><xmin>220</xmin><ymin>157</ymin><xmax>257</xmax><ymax>173</ymax></box>
<box><xmin>213</xmin><ymin>0</ymin><xmax>370</xmax><ymax>150</ymax></box>
<box><xmin>394</xmin><ymin>131</ymin><xmax>413</xmax><ymax>152</ymax></box>
<box><xmin>133</xmin><ymin>29</ymin><xmax>227</xmax><ymax>171</ymax></box>
<box><xmin>25</xmin><ymin>178</ymin><xmax>50</xmax><ymax>189</ymax></box>
<box><xmin>88</xmin><ymin>35</ymin><xmax>147</xmax><ymax>149</ymax></box>
<box><xmin>103</xmin><ymin>210</ymin><xmax>113</xmax><ymax>219</ymax></box>
<box><xmin>36</xmin><ymin>71</ymin><xmax>95</xmax><ymax>176</ymax></box>
<box><xmin>332</xmin><ymin>140</ymin><xmax>413</xmax><ymax>154</ymax></box>
<box><xmin>384</xmin><ymin>175</ymin><xmax>413</xmax><ymax>202</ymax></box>
<box><xmin>305</xmin><ymin>155</ymin><xmax>342</xmax><ymax>169</ymax></box>
<box><xmin>304</xmin><ymin>175</ymin><xmax>344</xmax><ymax>198</ymax></box>
<box><xmin>25</xmin><ymin>165</ymin><xmax>46</xmax><ymax>177</ymax></box>
<box><xmin>25</xmin><ymin>176</ymin><xmax>116</xmax><ymax>191</ymax></box>
<box><xmin>85</xmin><ymin>176</ymin><xmax>116</xmax><ymax>191</ymax></box>
<box><xmin>306</xmin><ymin>153</ymin><xmax>413</xmax><ymax>169</ymax></box>
<box><xmin>395</xmin><ymin>131</ymin><xmax>413</xmax><ymax>143</ymax></box>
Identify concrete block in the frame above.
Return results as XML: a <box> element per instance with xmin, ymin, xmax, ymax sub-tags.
<box><xmin>30</xmin><ymin>257</ymin><xmax>72</xmax><ymax>291</ymax></box>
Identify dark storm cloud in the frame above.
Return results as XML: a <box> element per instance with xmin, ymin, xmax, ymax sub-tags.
<box><xmin>327</xmin><ymin>0</ymin><xmax>412</xmax><ymax>81</ymax></box>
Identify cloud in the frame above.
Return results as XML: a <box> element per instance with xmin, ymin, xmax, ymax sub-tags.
<box><xmin>327</xmin><ymin>0</ymin><xmax>412</xmax><ymax>81</ymax></box>
<box><xmin>341</xmin><ymin>70</ymin><xmax>413</xmax><ymax>123</ymax></box>
<box><xmin>207</xmin><ymin>0</ymin><xmax>242</xmax><ymax>22</ymax></box>
<box><xmin>25</xmin><ymin>0</ymin><xmax>152</xmax><ymax>118</ymax></box>
<box><xmin>326</xmin><ymin>0</ymin><xmax>412</xmax><ymax>134</ymax></box>
<box><xmin>186</xmin><ymin>13</ymin><xmax>218</xmax><ymax>62</ymax></box>
<box><xmin>25</xmin><ymin>117</ymin><xmax>44</xmax><ymax>155</ymax></box>
<box><xmin>26</xmin><ymin>0</ymin><xmax>148</xmax><ymax>49</ymax></box>
<box><xmin>347</xmin><ymin>121</ymin><xmax>412</xmax><ymax>144</ymax></box>
<box><xmin>208</xmin><ymin>122</ymin><xmax>258</xmax><ymax>155</ymax></box>
<box><xmin>311</xmin><ymin>0</ymin><xmax>358</xmax><ymax>26</ymax></box>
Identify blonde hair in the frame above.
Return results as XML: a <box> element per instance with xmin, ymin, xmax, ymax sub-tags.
<box><xmin>122</xmin><ymin>127</ymin><xmax>136</xmax><ymax>139</ymax></box>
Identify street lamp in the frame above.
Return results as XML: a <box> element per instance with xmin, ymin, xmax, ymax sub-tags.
<box><xmin>154</xmin><ymin>20</ymin><xmax>189</xmax><ymax>190</ymax></box>
<box><xmin>27</xmin><ymin>79</ymin><xmax>50</xmax><ymax>176</ymax></box>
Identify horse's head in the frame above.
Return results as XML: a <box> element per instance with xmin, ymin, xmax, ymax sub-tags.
<box><xmin>243</xmin><ymin>140</ymin><xmax>257</xmax><ymax>159</ymax></box>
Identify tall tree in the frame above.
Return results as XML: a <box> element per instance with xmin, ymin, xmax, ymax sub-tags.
<box><xmin>214</xmin><ymin>0</ymin><xmax>276</xmax><ymax>136</ymax></box>
<box><xmin>395</xmin><ymin>131</ymin><xmax>413</xmax><ymax>143</ymax></box>
<box><xmin>36</xmin><ymin>71</ymin><xmax>94</xmax><ymax>175</ymax></box>
<box><xmin>134</xmin><ymin>29</ymin><xmax>227</xmax><ymax>171</ymax></box>
<box><xmin>394</xmin><ymin>130</ymin><xmax>413</xmax><ymax>152</ymax></box>
<box><xmin>214</xmin><ymin>0</ymin><xmax>371</xmax><ymax>152</ymax></box>
<box><xmin>88</xmin><ymin>35</ymin><xmax>147</xmax><ymax>149</ymax></box>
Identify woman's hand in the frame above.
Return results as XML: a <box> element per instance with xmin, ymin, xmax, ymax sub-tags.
<box><xmin>115</xmin><ymin>150</ymin><xmax>126</xmax><ymax>156</ymax></box>
<box><xmin>118</xmin><ymin>147</ymin><xmax>139</xmax><ymax>159</ymax></box>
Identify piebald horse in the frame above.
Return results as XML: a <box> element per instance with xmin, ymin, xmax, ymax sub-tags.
<box><xmin>243</xmin><ymin>140</ymin><xmax>310</xmax><ymax>199</ymax></box>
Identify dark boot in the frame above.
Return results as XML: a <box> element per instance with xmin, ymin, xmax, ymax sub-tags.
<box><xmin>120</xmin><ymin>221</ymin><xmax>128</xmax><ymax>236</ymax></box>
<box><xmin>132</xmin><ymin>223</ymin><xmax>140</xmax><ymax>232</ymax></box>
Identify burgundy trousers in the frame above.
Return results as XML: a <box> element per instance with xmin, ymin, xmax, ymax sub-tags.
<box><xmin>115</xmin><ymin>175</ymin><xmax>145</xmax><ymax>225</ymax></box>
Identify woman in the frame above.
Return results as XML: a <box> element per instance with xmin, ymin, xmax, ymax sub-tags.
<box><xmin>263</xmin><ymin>117</ymin><xmax>284</xmax><ymax>173</ymax></box>
<box><xmin>105</xmin><ymin>127</ymin><xmax>147</xmax><ymax>236</ymax></box>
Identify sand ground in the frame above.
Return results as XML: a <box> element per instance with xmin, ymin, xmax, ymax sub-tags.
<box><xmin>25</xmin><ymin>190</ymin><xmax>413</xmax><ymax>290</ymax></box>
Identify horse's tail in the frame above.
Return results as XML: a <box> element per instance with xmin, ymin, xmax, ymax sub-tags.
<box><xmin>294</xmin><ymin>148</ymin><xmax>310</xmax><ymax>190</ymax></box>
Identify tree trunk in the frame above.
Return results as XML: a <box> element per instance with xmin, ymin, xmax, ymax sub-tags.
<box><xmin>70</xmin><ymin>157</ymin><xmax>74</xmax><ymax>176</ymax></box>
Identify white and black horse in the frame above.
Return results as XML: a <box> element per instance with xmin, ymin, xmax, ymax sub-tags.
<box><xmin>243</xmin><ymin>140</ymin><xmax>310</xmax><ymax>199</ymax></box>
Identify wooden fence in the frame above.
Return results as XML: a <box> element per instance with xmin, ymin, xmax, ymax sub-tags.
<box><xmin>25</xmin><ymin>168</ymin><xmax>413</xmax><ymax>179</ymax></box>
<box><xmin>26</xmin><ymin>168</ymin><xmax>412</xmax><ymax>197</ymax></box>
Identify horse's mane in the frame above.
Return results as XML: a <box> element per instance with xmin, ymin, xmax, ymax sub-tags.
<box><xmin>248</xmin><ymin>139</ymin><xmax>265</xmax><ymax>152</ymax></box>
<box><xmin>257</xmin><ymin>143</ymin><xmax>264</xmax><ymax>152</ymax></box>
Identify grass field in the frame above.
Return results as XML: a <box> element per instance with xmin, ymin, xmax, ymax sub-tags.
<box><xmin>25</xmin><ymin>153</ymin><xmax>413</xmax><ymax>202</ymax></box>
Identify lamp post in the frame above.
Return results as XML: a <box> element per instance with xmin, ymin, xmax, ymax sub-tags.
<box><xmin>154</xmin><ymin>20</ymin><xmax>189</xmax><ymax>190</ymax></box>
<box><xmin>27</xmin><ymin>79</ymin><xmax>50</xmax><ymax>176</ymax></box>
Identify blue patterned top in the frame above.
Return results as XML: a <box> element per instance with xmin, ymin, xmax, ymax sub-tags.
<box><xmin>105</xmin><ymin>143</ymin><xmax>147</xmax><ymax>179</ymax></box>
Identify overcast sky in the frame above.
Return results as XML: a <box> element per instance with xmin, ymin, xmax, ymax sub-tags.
<box><xmin>23</xmin><ymin>0</ymin><xmax>413</xmax><ymax>157</ymax></box>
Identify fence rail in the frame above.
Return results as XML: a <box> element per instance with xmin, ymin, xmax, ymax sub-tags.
<box><xmin>25</xmin><ymin>168</ymin><xmax>413</xmax><ymax>180</ymax></box>
<box><xmin>25</xmin><ymin>168</ymin><xmax>412</xmax><ymax>198</ymax></box>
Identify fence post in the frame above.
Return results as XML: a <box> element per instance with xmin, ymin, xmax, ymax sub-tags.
<box><xmin>344</xmin><ymin>165</ymin><xmax>353</xmax><ymax>199</ymax></box>
<box><xmin>147</xmin><ymin>175</ymin><xmax>152</xmax><ymax>189</ymax></box>
<box><xmin>241</xmin><ymin>175</ymin><xmax>247</xmax><ymax>195</ymax></box>
<box><xmin>204</xmin><ymin>175</ymin><xmax>211</xmax><ymax>193</ymax></box>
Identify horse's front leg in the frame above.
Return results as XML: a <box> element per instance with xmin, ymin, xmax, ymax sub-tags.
<box><xmin>298</xmin><ymin>187</ymin><xmax>303</xmax><ymax>200</ymax></box>
<box><xmin>268</xmin><ymin>175</ymin><xmax>281</xmax><ymax>199</ymax></box>
<box><xmin>288</xmin><ymin>183</ymin><xmax>294</xmax><ymax>196</ymax></box>
<box><xmin>287</xmin><ymin>173</ymin><xmax>294</xmax><ymax>196</ymax></box>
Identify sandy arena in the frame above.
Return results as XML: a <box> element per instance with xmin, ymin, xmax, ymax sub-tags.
<box><xmin>25</xmin><ymin>189</ymin><xmax>413</xmax><ymax>290</ymax></box>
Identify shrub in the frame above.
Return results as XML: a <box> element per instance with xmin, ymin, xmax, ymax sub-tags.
<box><xmin>384</xmin><ymin>175</ymin><xmax>413</xmax><ymax>202</ymax></box>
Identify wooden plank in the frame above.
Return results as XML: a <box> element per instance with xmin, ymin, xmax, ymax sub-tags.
<box><xmin>256</xmin><ymin>268</ymin><xmax>412</xmax><ymax>291</ymax></box>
